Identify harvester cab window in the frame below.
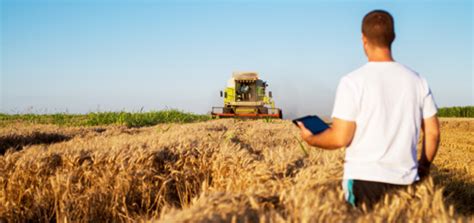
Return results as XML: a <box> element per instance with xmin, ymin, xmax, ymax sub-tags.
<box><xmin>239</xmin><ymin>84</ymin><xmax>250</xmax><ymax>94</ymax></box>
<box><xmin>237</xmin><ymin>82</ymin><xmax>256</xmax><ymax>101</ymax></box>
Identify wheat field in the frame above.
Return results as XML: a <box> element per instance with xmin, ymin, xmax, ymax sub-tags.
<box><xmin>0</xmin><ymin>118</ymin><xmax>472</xmax><ymax>222</ymax></box>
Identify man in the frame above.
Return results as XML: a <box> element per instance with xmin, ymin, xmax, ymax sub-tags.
<box><xmin>297</xmin><ymin>10</ymin><xmax>440</xmax><ymax>210</ymax></box>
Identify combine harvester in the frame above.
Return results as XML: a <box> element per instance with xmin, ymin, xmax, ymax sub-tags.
<box><xmin>211</xmin><ymin>72</ymin><xmax>283</xmax><ymax>119</ymax></box>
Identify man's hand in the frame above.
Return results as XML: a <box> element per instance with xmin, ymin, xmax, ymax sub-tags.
<box><xmin>297</xmin><ymin>122</ymin><xmax>313</xmax><ymax>143</ymax></box>
<box><xmin>296</xmin><ymin>118</ymin><xmax>356</xmax><ymax>150</ymax></box>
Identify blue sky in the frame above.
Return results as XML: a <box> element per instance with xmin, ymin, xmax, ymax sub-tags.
<box><xmin>1</xmin><ymin>0</ymin><xmax>472</xmax><ymax>117</ymax></box>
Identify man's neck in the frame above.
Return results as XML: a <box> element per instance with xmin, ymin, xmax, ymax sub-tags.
<box><xmin>367</xmin><ymin>47</ymin><xmax>394</xmax><ymax>62</ymax></box>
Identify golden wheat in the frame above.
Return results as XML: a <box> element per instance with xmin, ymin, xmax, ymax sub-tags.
<box><xmin>0</xmin><ymin>118</ymin><xmax>472</xmax><ymax>222</ymax></box>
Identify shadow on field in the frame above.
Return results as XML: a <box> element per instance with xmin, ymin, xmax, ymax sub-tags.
<box><xmin>229</xmin><ymin>136</ymin><xmax>264</xmax><ymax>160</ymax></box>
<box><xmin>0</xmin><ymin>132</ymin><xmax>72</xmax><ymax>155</ymax></box>
<box><xmin>433</xmin><ymin>168</ymin><xmax>474</xmax><ymax>216</ymax></box>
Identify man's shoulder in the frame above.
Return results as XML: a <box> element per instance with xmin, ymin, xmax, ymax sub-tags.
<box><xmin>394</xmin><ymin>63</ymin><xmax>420</xmax><ymax>76</ymax></box>
<box><xmin>339</xmin><ymin>64</ymin><xmax>371</xmax><ymax>86</ymax></box>
<box><xmin>344</xmin><ymin>64</ymin><xmax>371</xmax><ymax>79</ymax></box>
<box><xmin>344</xmin><ymin>62</ymin><xmax>421</xmax><ymax>80</ymax></box>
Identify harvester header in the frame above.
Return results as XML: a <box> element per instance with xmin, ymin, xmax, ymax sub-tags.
<box><xmin>211</xmin><ymin>72</ymin><xmax>283</xmax><ymax>119</ymax></box>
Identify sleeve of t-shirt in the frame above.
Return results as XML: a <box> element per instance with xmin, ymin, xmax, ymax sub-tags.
<box><xmin>331</xmin><ymin>77</ymin><xmax>358</xmax><ymax>121</ymax></box>
<box><xmin>421</xmin><ymin>78</ymin><xmax>438</xmax><ymax>119</ymax></box>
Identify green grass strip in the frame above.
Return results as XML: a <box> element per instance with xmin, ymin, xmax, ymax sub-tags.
<box><xmin>0</xmin><ymin>109</ymin><xmax>211</xmax><ymax>127</ymax></box>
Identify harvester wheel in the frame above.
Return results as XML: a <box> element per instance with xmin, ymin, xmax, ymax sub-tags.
<box><xmin>258</xmin><ymin>107</ymin><xmax>269</xmax><ymax>115</ymax></box>
<box><xmin>223</xmin><ymin>107</ymin><xmax>234</xmax><ymax>114</ymax></box>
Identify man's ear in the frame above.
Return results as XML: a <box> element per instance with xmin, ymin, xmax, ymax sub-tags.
<box><xmin>362</xmin><ymin>34</ymin><xmax>369</xmax><ymax>55</ymax></box>
<box><xmin>362</xmin><ymin>34</ymin><xmax>368</xmax><ymax>45</ymax></box>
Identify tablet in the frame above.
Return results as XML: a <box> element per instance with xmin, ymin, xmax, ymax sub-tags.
<box><xmin>293</xmin><ymin>115</ymin><xmax>329</xmax><ymax>134</ymax></box>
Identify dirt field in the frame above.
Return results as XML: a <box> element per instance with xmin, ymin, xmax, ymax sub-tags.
<box><xmin>0</xmin><ymin>118</ymin><xmax>472</xmax><ymax>222</ymax></box>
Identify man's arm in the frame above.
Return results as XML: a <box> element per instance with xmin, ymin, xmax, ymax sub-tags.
<box><xmin>418</xmin><ymin>115</ymin><xmax>440</xmax><ymax>178</ymax></box>
<box><xmin>297</xmin><ymin>118</ymin><xmax>356</xmax><ymax>150</ymax></box>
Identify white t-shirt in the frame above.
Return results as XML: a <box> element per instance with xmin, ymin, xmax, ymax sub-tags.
<box><xmin>332</xmin><ymin>62</ymin><xmax>438</xmax><ymax>185</ymax></box>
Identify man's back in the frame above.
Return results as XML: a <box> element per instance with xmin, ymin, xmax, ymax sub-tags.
<box><xmin>297</xmin><ymin>9</ymin><xmax>440</xmax><ymax>209</ymax></box>
<box><xmin>332</xmin><ymin>62</ymin><xmax>437</xmax><ymax>184</ymax></box>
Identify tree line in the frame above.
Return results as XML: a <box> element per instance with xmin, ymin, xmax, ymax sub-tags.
<box><xmin>437</xmin><ymin>106</ymin><xmax>474</xmax><ymax>118</ymax></box>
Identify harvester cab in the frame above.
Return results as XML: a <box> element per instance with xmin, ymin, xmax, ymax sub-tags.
<box><xmin>211</xmin><ymin>72</ymin><xmax>283</xmax><ymax>119</ymax></box>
